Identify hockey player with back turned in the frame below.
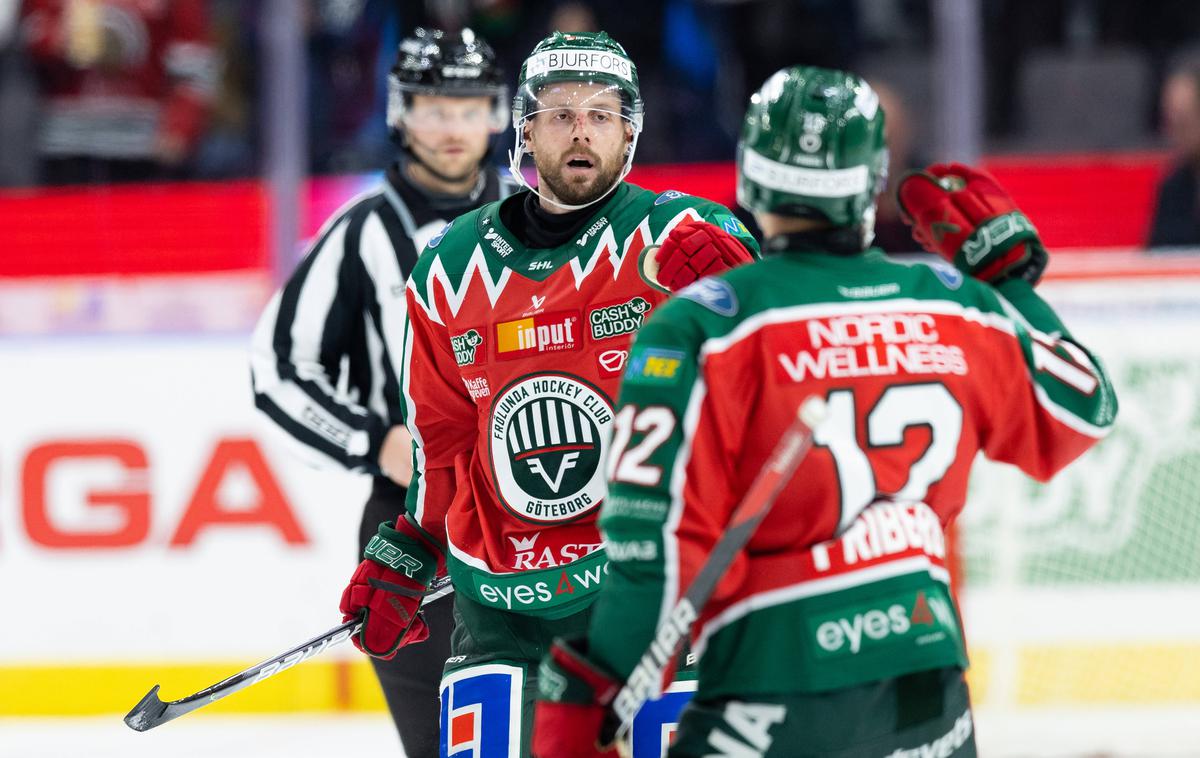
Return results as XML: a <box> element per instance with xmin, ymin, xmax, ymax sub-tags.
<box><xmin>532</xmin><ymin>66</ymin><xmax>1118</xmax><ymax>757</ymax></box>
<box><xmin>337</xmin><ymin>30</ymin><xmax>759</xmax><ymax>758</ymax></box>
<box><xmin>250</xmin><ymin>28</ymin><xmax>512</xmax><ymax>758</ymax></box>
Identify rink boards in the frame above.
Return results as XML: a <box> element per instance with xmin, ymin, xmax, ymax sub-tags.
<box><xmin>2</xmin><ymin>266</ymin><xmax>1199</xmax><ymax>752</ymax></box>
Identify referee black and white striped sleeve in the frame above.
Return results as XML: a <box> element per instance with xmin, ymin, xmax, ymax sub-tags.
<box><xmin>250</xmin><ymin>211</ymin><xmax>388</xmax><ymax>475</ymax></box>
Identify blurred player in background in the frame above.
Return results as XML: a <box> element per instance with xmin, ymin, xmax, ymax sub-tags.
<box><xmin>533</xmin><ymin>65</ymin><xmax>1118</xmax><ymax>757</ymax></box>
<box><xmin>337</xmin><ymin>30</ymin><xmax>758</xmax><ymax>757</ymax></box>
<box><xmin>250</xmin><ymin>27</ymin><xmax>512</xmax><ymax>758</ymax></box>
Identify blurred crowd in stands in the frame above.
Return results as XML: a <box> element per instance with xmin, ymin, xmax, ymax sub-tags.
<box><xmin>3</xmin><ymin>0</ymin><xmax>1200</xmax><ymax>247</ymax></box>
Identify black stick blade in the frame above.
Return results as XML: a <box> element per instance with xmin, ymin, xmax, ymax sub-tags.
<box><xmin>124</xmin><ymin>685</ymin><xmax>168</xmax><ymax>732</ymax></box>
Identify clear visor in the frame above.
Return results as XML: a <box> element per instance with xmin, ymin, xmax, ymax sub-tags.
<box><xmin>388</xmin><ymin>77</ymin><xmax>509</xmax><ymax>132</ymax></box>
<box><xmin>516</xmin><ymin>79</ymin><xmax>642</xmax><ymax>131</ymax></box>
<box><xmin>508</xmin><ymin>78</ymin><xmax>644</xmax><ymax>211</ymax></box>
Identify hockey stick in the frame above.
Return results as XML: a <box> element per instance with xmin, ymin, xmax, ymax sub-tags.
<box><xmin>610</xmin><ymin>396</ymin><xmax>828</xmax><ymax>742</ymax></box>
<box><xmin>124</xmin><ymin>574</ymin><xmax>451</xmax><ymax>732</ymax></box>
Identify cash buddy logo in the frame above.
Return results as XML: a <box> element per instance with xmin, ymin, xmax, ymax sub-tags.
<box><xmin>495</xmin><ymin>310</ymin><xmax>580</xmax><ymax>360</ymax></box>
<box><xmin>589</xmin><ymin>296</ymin><xmax>652</xmax><ymax>340</ymax></box>
<box><xmin>489</xmin><ymin>373</ymin><xmax>613</xmax><ymax>523</ymax></box>
<box><xmin>451</xmin><ymin>329</ymin><xmax>484</xmax><ymax>367</ymax></box>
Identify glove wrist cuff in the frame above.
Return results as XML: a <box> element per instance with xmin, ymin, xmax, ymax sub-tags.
<box><xmin>540</xmin><ymin>638</ymin><xmax>621</xmax><ymax>706</ymax></box>
<box><xmin>366</xmin><ymin>522</ymin><xmax>439</xmax><ymax>587</ymax></box>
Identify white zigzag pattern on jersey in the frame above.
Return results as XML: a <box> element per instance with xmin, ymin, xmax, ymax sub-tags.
<box><xmin>614</xmin><ymin>217</ymin><xmax>653</xmax><ymax>280</ymax></box>
<box><xmin>654</xmin><ymin>207</ymin><xmax>705</xmax><ymax>245</ymax></box>
<box><xmin>412</xmin><ymin>206</ymin><xmax>709</xmax><ymax>319</ymax></box>
<box><xmin>568</xmin><ymin>206</ymin><xmax>702</xmax><ymax>286</ymax></box>
<box><xmin>568</xmin><ymin>223</ymin><xmax>620</xmax><ymax>287</ymax></box>
<box><xmin>411</xmin><ymin>243</ymin><xmax>513</xmax><ymax>324</ymax></box>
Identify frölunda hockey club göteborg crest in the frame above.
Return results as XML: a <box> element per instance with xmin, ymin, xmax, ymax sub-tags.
<box><xmin>489</xmin><ymin>373</ymin><xmax>613</xmax><ymax>523</ymax></box>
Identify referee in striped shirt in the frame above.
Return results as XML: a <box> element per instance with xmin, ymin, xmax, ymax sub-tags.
<box><xmin>250</xmin><ymin>28</ymin><xmax>514</xmax><ymax>757</ymax></box>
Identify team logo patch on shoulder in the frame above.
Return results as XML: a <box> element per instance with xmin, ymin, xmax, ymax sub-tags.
<box><xmin>678</xmin><ymin>277</ymin><xmax>738</xmax><ymax>317</ymax></box>
<box><xmin>625</xmin><ymin>347</ymin><xmax>685</xmax><ymax>385</ymax></box>
<box><xmin>655</xmin><ymin>190</ymin><xmax>686</xmax><ymax>205</ymax></box>
<box><xmin>426</xmin><ymin>219</ymin><xmax>453</xmax><ymax>249</ymax></box>
<box><xmin>489</xmin><ymin>373</ymin><xmax>613</xmax><ymax>523</ymax></box>
<box><xmin>589</xmin><ymin>296</ymin><xmax>653</xmax><ymax>340</ymax></box>
<box><xmin>451</xmin><ymin>328</ymin><xmax>484</xmax><ymax>366</ymax></box>
<box><xmin>927</xmin><ymin>260</ymin><xmax>964</xmax><ymax>290</ymax></box>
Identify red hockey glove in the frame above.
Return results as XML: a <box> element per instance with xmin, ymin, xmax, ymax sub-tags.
<box><xmin>339</xmin><ymin>518</ymin><xmax>442</xmax><ymax>660</ymax></box>
<box><xmin>653</xmin><ymin>220</ymin><xmax>755</xmax><ymax>292</ymax></box>
<box><xmin>532</xmin><ymin>638</ymin><xmax>622</xmax><ymax>758</ymax></box>
<box><xmin>896</xmin><ymin>163</ymin><xmax>1048</xmax><ymax>285</ymax></box>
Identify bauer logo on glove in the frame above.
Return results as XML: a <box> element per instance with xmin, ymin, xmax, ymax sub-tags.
<box><xmin>896</xmin><ymin>163</ymin><xmax>1048</xmax><ymax>286</ymax></box>
<box><xmin>339</xmin><ymin>519</ymin><xmax>443</xmax><ymax>659</ymax></box>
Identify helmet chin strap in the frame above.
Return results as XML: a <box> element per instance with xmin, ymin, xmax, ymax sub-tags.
<box><xmin>507</xmin><ymin>124</ymin><xmax>640</xmax><ymax>212</ymax></box>
<box><xmin>860</xmin><ymin>205</ymin><xmax>877</xmax><ymax>248</ymax></box>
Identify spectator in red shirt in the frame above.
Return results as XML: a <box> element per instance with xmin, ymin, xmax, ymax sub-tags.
<box><xmin>22</xmin><ymin>0</ymin><xmax>216</xmax><ymax>185</ymax></box>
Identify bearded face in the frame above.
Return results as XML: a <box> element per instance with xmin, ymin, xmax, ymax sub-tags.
<box><xmin>523</xmin><ymin>82</ymin><xmax>633</xmax><ymax>208</ymax></box>
<box><xmin>402</xmin><ymin>94</ymin><xmax>495</xmax><ymax>184</ymax></box>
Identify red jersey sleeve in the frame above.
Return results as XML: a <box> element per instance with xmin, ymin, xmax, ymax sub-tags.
<box><xmin>977</xmin><ymin>279</ymin><xmax>1117</xmax><ymax>481</ymax></box>
<box><xmin>402</xmin><ymin>286</ymin><xmax>478</xmax><ymax>545</ymax></box>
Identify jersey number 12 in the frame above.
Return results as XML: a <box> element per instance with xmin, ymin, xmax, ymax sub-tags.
<box><xmin>816</xmin><ymin>383</ymin><xmax>963</xmax><ymax>533</ymax></box>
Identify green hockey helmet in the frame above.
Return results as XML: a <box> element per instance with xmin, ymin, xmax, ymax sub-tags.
<box><xmin>508</xmin><ymin>31</ymin><xmax>645</xmax><ymax>209</ymax></box>
<box><xmin>512</xmin><ymin>31</ymin><xmax>643</xmax><ymax>130</ymax></box>
<box><xmin>738</xmin><ymin>66</ymin><xmax>888</xmax><ymax>241</ymax></box>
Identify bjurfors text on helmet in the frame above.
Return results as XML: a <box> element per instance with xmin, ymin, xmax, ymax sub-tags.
<box><xmin>524</xmin><ymin>50</ymin><xmax>635</xmax><ymax>83</ymax></box>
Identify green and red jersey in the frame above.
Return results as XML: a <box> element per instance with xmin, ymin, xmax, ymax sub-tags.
<box><xmin>588</xmin><ymin>245</ymin><xmax>1117</xmax><ymax>697</ymax></box>
<box><xmin>400</xmin><ymin>183</ymin><xmax>759</xmax><ymax>619</ymax></box>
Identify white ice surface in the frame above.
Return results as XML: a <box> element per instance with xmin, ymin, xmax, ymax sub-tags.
<box><xmin>0</xmin><ymin>715</ymin><xmax>402</xmax><ymax>758</ymax></box>
<box><xmin>5</xmin><ymin>709</ymin><xmax>1200</xmax><ymax>758</ymax></box>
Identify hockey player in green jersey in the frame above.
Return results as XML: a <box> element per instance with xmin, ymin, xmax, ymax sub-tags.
<box><xmin>337</xmin><ymin>31</ymin><xmax>759</xmax><ymax>757</ymax></box>
<box><xmin>532</xmin><ymin>66</ymin><xmax>1117</xmax><ymax>757</ymax></box>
